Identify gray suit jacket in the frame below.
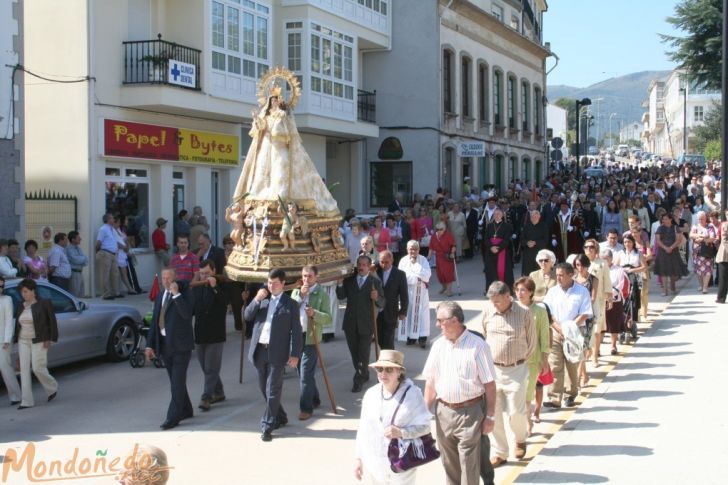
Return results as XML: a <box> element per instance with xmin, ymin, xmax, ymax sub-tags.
<box><xmin>244</xmin><ymin>292</ymin><xmax>303</xmax><ymax>365</ymax></box>
<box><xmin>336</xmin><ymin>273</ymin><xmax>385</xmax><ymax>335</ymax></box>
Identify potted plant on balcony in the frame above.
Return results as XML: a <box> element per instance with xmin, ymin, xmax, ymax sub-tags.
<box><xmin>141</xmin><ymin>53</ymin><xmax>170</xmax><ymax>82</ymax></box>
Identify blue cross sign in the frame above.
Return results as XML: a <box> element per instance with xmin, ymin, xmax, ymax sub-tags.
<box><xmin>167</xmin><ymin>60</ymin><xmax>196</xmax><ymax>88</ymax></box>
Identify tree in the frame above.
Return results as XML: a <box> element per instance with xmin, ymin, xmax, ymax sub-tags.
<box><xmin>704</xmin><ymin>138</ymin><xmax>721</xmax><ymax>159</ymax></box>
<box><xmin>554</xmin><ymin>97</ymin><xmax>576</xmax><ymax>130</ymax></box>
<box><xmin>661</xmin><ymin>0</ymin><xmax>722</xmax><ymax>89</ymax></box>
<box><xmin>693</xmin><ymin>102</ymin><xmax>722</xmax><ymax>152</ymax></box>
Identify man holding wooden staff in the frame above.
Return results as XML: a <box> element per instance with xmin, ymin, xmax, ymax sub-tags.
<box><xmin>291</xmin><ymin>265</ymin><xmax>332</xmax><ymax>420</ymax></box>
<box><xmin>337</xmin><ymin>255</ymin><xmax>385</xmax><ymax>393</ymax></box>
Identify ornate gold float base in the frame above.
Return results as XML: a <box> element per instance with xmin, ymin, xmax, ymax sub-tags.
<box><xmin>224</xmin><ymin>202</ymin><xmax>353</xmax><ymax>284</ymax></box>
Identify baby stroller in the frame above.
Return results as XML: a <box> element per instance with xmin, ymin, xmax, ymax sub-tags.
<box><xmin>618</xmin><ymin>269</ymin><xmax>641</xmax><ymax>345</ymax></box>
<box><xmin>129</xmin><ymin>312</ymin><xmax>165</xmax><ymax>368</ymax></box>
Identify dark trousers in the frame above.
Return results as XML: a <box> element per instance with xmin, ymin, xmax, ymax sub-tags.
<box><xmin>196</xmin><ymin>342</ymin><xmax>224</xmax><ymax>400</ymax></box>
<box><xmin>227</xmin><ymin>281</ymin><xmax>246</xmax><ymax>331</ymax></box>
<box><xmin>161</xmin><ymin>350</ymin><xmax>193</xmax><ymax>422</ymax></box>
<box><xmin>376</xmin><ymin>314</ymin><xmax>396</xmax><ymax>350</ymax></box>
<box><xmin>49</xmin><ymin>276</ymin><xmax>70</xmax><ymax>292</ymax></box>
<box><xmin>717</xmin><ymin>262</ymin><xmax>728</xmax><ymax>302</ymax></box>
<box><xmin>299</xmin><ymin>343</ymin><xmax>320</xmax><ymax>413</ymax></box>
<box><xmin>344</xmin><ymin>329</ymin><xmax>371</xmax><ymax>385</ymax></box>
<box><xmin>254</xmin><ymin>348</ymin><xmax>287</xmax><ymax>432</ymax></box>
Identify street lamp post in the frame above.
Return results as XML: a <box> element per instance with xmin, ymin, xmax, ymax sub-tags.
<box><xmin>608</xmin><ymin>113</ymin><xmax>618</xmax><ymax>150</ymax></box>
<box><xmin>679</xmin><ymin>83</ymin><xmax>688</xmax><ymax>158</ymax></box>
<box><xmin>575</xmin><ymin>97</ymin><xmax>592</xmax><ymax>178</ymax></box>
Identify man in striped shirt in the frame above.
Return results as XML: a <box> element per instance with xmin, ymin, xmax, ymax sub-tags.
<box><xmin>423</xmin><ymin>300</ymin><xmax>497</xmax><ymax>485</ymax></box>
<box><xmin>482</xmin><ymin>281</ymin><xmax>535</xmax><ymax>467</ymax></box>
<box><xmin>169</xmin><ymin>235</ymin><xmax>200</xmax><ymax>282</ymax></box>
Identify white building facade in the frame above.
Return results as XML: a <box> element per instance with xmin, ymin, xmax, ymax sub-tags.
<box><xmin>24</xmin><ymin>0</ymin><xmax>385</xmax><ymax>292</ymax></box>
<box><xmin>641</xmin><ymin>70</ymin><xmax>720</xmax><ymax>158</ymax></box>
<box><xmin>0</xmin><ymin>0</ymin><xmax>24</xmax><ymax>241</ymax></box>
<box><xmin>363</xmin><ymin>0</ymin><xmax>549</xmax><ymax>207</ymax></box>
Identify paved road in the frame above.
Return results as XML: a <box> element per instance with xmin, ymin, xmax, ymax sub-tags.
<box><xmin>0</xmin><ymin>256</ymin><xmax>720</xmax><ymax>484</ymax></box>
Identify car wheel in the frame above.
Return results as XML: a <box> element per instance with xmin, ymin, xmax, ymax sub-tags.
<box><xmin>107</xmin><ymin>319</ymin><xmax>139</xmax><ymax>362</ymax></box>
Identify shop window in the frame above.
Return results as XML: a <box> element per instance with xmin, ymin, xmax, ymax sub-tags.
<box><xmin>105</xmin><ymin>165</ymin><xmax>150</xmax><ymax>249</ymax></box>
<box><xmin>370</xmin><ymin>162</ymin><xmax>412</xmax><ymax>207</ymax></box>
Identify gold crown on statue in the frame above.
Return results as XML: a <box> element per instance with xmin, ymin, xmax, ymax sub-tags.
<box><xmin>270</xmin><ymin>83</ymin><xmax>283</xmax><ymax>99</ymax></box>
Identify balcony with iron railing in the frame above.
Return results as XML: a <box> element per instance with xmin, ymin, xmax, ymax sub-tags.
<box><xmin>358</xmin><ymin>89</ymin><xmax>376</xmax><ymax>123</ymax></box>
<box><xmin>122</xmin><ymin>35</ymin><xmax>201</xmax><ymax>90</ymax></box>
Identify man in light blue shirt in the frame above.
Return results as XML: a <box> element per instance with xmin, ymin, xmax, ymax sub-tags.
<box><xmin>48</xmin><ymin>233</ymin><xmax>72</xmax><ymax>292</ymax></box>
<box><xmin>65</xmin><ymin>231</ymin><xmax>88</xmax><ymax>298</ymax></box>
<box><xmin>543</xmin><ymin>262</ymin><xmax>593</xmax><ymax>408</ymax></box>
<box><xmin>95</xmin><ymin>213</ymin><xmax>120</xmax><ymax>299</ymax></box>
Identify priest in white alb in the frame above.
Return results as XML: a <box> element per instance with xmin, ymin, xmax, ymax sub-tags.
<box><xmin>397</xmin><ymin>240</ymin><xmax>431</xmax><ymax>348</ymax></box>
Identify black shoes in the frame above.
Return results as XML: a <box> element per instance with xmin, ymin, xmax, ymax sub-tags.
<box><xmin>543</xmin><ymin>401</ymin><xmax>561</xmax><ymax>409</ymax></box>
<box><xmin>564</xmin><ymin>396</ymin><xmax>576</xmax><ymax>407</ymax></box>
<box><xmin>261</xmin><ymin>431</ymin><xmax>273</xmax><ymax>442</ymax></box>
<box><xmin>274</xmin><ymin>417</ymin><xmax>288</xmax><ymax>430</ymax></box>
<box><xmin>351</xmin><ymin>382</ymin><xmax>363</xmax><ymax>393</ymax></box>
<box><xmin>160</xmin><ymin>419</ymin><xmax>179</xmax><ymax>430</ymax></box>
<box><xmin>17</xmin><ymin>405</ymin><xmax>31</xmax><ymax>410</ymax></box>
<box><xmin>48</xmin><ymin>392</ymin><xmax>57</xmax><ymax>402</ymax></box>
<box><xmin>10</xmin><ymin>401</ymin><xmax>20</xmax><ymax>406</ymax></box>
<box><xmin>210</xmin><ymin>394</ymin><xmax>226</xmax><ymax>404</ymax></box>
<box><xmin>198</xmin><ymin>399</ymin><xmax>211</xmax><ymax>411</ymax></box>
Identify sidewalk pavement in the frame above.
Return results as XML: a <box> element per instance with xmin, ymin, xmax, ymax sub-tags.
<box><xmin>511</xmin><ymin>272</ymin><xmax>728</xmax><ymax>484</ymax></box>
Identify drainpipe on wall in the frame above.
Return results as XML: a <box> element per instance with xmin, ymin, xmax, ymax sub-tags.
<box><xmin>87</xmin><ymin>0</ymin><xmax>96</xmax><ymax>298</ymax></box>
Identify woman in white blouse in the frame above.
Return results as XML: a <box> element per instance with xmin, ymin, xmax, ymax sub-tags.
<box><xmin>355</xmin><ymin>350</ymin><xmax>431</xmax><ymax>484</ymax></box>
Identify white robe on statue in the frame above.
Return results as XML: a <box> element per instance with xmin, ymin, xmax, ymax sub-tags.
<box><xmin>397</xmin><ymin>254</ymin><xmax>431</xmax><ymax>341</ymax></box>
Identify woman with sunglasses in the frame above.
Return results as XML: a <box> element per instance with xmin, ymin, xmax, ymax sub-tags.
<box><xmin>529</xmin><ymin>249</ymin><xmax>557</xmax><ymax>303</ymax></box>
<box><xmin>354</xmin><ymin>350</ymin><xmax>431</xmax><ymax>484</ymax></box>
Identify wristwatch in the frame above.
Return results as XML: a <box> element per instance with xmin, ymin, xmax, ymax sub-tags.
<box><xmin>485</xmin><ymin>415</ymin><xmax>496</xmax><ymax>422</ymax></box>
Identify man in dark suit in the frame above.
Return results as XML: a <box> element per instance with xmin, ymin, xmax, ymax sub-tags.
<box><xmin>540</xmin><ymin>193</ymin><xmax>560</xmax><ymax>228</ymax></box>
<box><xmin>191</xmin><ymin>259</ymin><xmax>229</xmax><ymax>412</ymax></box>
<box><xmin>145</xmin><ymin>268</ymin><xmax>194</xmax><ymax>430</ymax></box>
<box><xmin>244</xmin><ymin>268</ymin><xmax>303</xmax><ymax>442</ymax></box>
<box><xmin>196</xmin><ymin>233</ymin><xmax>226</xmax><ymax>275</ymax></box>
<box><xmin>336</xmin><ymin>255</ymin><xmax>385</xmax><ymax>393</ymax></box>
<box><xmin>375</xmin><ymin>250</ymin><xmax>408</xmax><ymax>350</ymax></box>
<box><xmin>388</xmin><ymin>193</ymin><xmax>404</xmax><ymax>213</ymax></box>
<box><xmin>645</xmin><ymin>192</ymin><xmax>661</xmax><ymax>226</ymax></box>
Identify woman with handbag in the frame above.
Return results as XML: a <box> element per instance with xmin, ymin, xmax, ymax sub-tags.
<box><xmin>573</xmin><ymin>254</ymin><xmax>598</xmax><ymax>387</ymax></box>
<box><xmin>654</xmin><ymin>213</ymin><xmax>685</xmax><ymax>296</ymax></box>
<box><xmin>14</xmin><ymin>278</ymin><xmax>59</xmax><ymax>409</ymax></box>
<box><xmin>690</xmin><ymin>211</ymin><xmax>718</xmax><ymax>294</ymax></box>
<box><xmin>513</xmin><ymin>277</ymin><xmax>550</xmax><ymax>433</ymax></box>
<box><xmin>355</xmin><ymin>350</ymin><xmax>434</xmax><ymax>484</ymax></box>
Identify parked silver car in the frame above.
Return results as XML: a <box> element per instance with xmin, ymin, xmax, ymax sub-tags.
<box><xmin>3</xmin><ymin>279</ymin><xmax>142</xmax><ymax>367</ymax></box>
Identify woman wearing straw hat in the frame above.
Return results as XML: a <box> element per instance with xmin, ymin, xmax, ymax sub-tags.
<box><xmin>354</xmin><ymin>350</ymin><xmax>431</xmax><ymax>484</ymax></box>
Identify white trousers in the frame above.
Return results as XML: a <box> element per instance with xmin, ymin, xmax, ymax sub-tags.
<box><xmin>18</xmin><ymin>338</ymin><xmax>58</xmax><ymax>407</ymax></box>
<box><xmin>491</xmin><ymin>363</ymin><xmax>529</xmax><ymax>459</ymax></box>
<box><xmin>0</xmin><ymin>344</ymin><xmax>21</xmax><ymax>403</ymax></box>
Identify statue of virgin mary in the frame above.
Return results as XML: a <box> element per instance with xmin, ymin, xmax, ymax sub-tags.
<box><xmin>233</xmin><ymin>67</ymin><xmax>339</xmax><ymax>217</ymax></box>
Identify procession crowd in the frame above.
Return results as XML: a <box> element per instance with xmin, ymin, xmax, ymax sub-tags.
<box><xmin>2</xmin><ymin>156</ymin><xmax>727</xmax><ymax>484</ymax></box>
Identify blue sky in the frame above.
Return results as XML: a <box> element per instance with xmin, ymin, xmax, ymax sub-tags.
<box><xmin>544</xmin><ymin>0</ymin><xmax>682</xmax><ymax>87</ymax></box>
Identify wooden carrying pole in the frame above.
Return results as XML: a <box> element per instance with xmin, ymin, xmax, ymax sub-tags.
<box><xmin>239</xmin><ymin>318</ymin><xmax>246</xmax><ymax>383</ymax></box>
<box><xmin>310</xmin><ymin>316</ymin><xmax>338</xmax><ymax>414</ymax></box>
<box><xmin>371</xmin><ymin>301</ymin><xmax>380</xmax><ymax>361</ymax></box>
